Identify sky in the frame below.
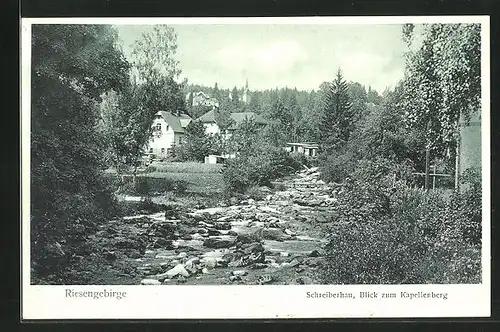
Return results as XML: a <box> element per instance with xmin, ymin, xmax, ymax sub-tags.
<box><xmin>115</xmin><ymin>24</ymin><xmax>407</xmax><ymax>94</ymax></box>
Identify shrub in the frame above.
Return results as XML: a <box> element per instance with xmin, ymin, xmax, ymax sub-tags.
<box><xmin>451</xmin><ymin>167</ymin><xmax>482</xmax><ymax>245</ymax></box>
<box><xmin>273</xmin><ymin>182</ymin><xmax>287</xmax><ymax>191</ymax></box>
<box><xmin>117</xmin><ymin>175</ymin><xmax>188</xmax><ymax>196</ymax></box>
<box><xmin>323</xmin><ymin>215</ymin><xmax>428</xmax><ymax>284</ymax></box>
<box><xmin>222</xmin><ymin>146</ymin><xmax>303</xmax><ymax>194</ymax></box>
<box><xmin>289</xmin><ymin>152</ymin><xmax>310</xmax><ymax>169</ymax></box>
<box><xmin>245</xmin><ymin>185</ymin><xmax>267</xmax><ymax>201</ymax></box>
<box><xmin>319</xmin><ymin>149</ymin><xmax>357</xmax><ymax>183</ymax></box>
<box><xmin>322</xmin><ymin>173</ymin><xmax>482</xmax><ymax>284</ymax></box>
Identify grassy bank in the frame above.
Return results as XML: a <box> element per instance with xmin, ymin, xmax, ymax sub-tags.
<box><xmin>143</xmin><ymin>162</ymin><xmax>223</xmax><ymax>174</ymax></box>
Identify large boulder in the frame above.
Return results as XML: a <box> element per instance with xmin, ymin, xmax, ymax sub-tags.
<box><xmin>152</xmin><ymin>264</ymin><xmax>190</xmax><ymax>281</ymax></box>
<box><xmin>260</xmin><ymin>228</ymin><xmax>292</xmax><ymax>242</ymax></box>
<box><xmin>239</xmin><ymin>242</ymin><xmax>264</xmax><ymax>255</ymax></box>
<box><xmin>228</xmin><ymin>251</ymin><xmax>265</xmax><ymax>267</ymax></box>
<box><xmin>147</xmin><ymin>221</ymin><xmax>176</xmax><ymax>239</ymax></box>
<box><xmin>236</xmin><ymin>232</ymin><xmax>262</xmax><ymax>245</ymax></box>
<box><xmin>203</xmin><ymin>238</ymin><xmax>235</xmax><ymax>249</ymax></box>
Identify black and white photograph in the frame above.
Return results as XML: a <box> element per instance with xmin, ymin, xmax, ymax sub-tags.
<box><xmin>21</xmin><ymin>16</ymin><xmax>490</xmax><ymax>319</ymax></box>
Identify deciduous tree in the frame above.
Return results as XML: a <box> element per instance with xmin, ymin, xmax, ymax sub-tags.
<box><xmin>31</xmin><ymin>24</ymin><xmax>130</xmax><ymax>281</ymax></box>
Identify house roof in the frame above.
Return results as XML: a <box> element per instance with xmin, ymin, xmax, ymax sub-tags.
<box><xmin>193</xmin><ymin>91</ymin><xmax>210</xmax><ymax>99</ymax></box>
<box><xmin>160</xmin><ymin>111</ymin><xmax>192</xmax><ymax>133</ymax></box>
<box><xmin>286</xmin><ymin>142</ymin><xmax>319</xmax><ymax>149</ymax></box>
<box><xmin>197</xmin><ymin>110</ymin><xmax>267</xmax><ymax>128</ymax></box>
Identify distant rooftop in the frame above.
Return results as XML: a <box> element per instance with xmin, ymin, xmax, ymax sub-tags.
<box><xmin>197</xmin><ymin>110</ymin><xmax>267</xmax><ymax>129</ymax></box>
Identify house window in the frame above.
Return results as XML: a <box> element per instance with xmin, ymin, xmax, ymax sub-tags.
<box><xmin>179</xmin><ymin>136</ymin><xmax>184</xmax><ymax>145</ymax></box>
<box><xmin>161</xmin><ymin>148</ymin><xmax>165</xmax><ymax>153</ymax></box>
<box><xmin>155</xmin><ymin>123</ymin><xmax>161</xmax><ymax>131</ymax></box>
<box><xmin>149</xmin><ymin>148</ymin><xmax>153</xmax><ymax>153</ymax></box>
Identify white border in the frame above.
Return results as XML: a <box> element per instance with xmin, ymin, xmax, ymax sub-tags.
<box><xmin>21</xmin><ymin>16</ymin><xmax>491</xmax><ymax>320</ymax></box>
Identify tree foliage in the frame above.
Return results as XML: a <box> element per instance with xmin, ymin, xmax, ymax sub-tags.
<box><xmin>320</xmin><ymin>69</ymin><xmax>354</xmax><ymax>152</ymax></box>
<box><xmin>101</xmin><ymin>25</ymin><xmax>185</xmax><ymax>172</ymax></box>
<box><xmin>401</xmin><ymin>23</ymin><xmax>481</xmax><ymax>156</ymax></box>
<box><xmin>31</xmin><ymin>25</ymin><xmax>130</xmax><ymax>280</ymax></box>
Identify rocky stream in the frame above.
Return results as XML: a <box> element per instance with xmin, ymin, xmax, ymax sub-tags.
<box><xmin>91</xmin><ymin>167</ymin><xmax>338</xmax><ymax>285</ymax></box>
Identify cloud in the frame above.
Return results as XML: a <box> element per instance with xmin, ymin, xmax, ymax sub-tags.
<box><xmin>214</xmin><ymin>40</ymin><xmax>308</xmax><ymax>74</ymax></box>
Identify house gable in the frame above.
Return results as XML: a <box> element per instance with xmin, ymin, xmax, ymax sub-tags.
<box><xmin>146</xmin><ymin>111</ymin><xmax>192</xmax><ymax>157</ymax></box>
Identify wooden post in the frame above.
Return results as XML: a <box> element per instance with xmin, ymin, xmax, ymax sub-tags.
<box><xmin>425</xmin><ymin>147</ymin><xmax>430</xmax><ymax>191</ymax></box>
<box><xmin>432</xmin><ymin>165</ymin><xmax>436</xmax><ymax>190</ymax></box>
<box><xmin>455</xmin><ymin>132</ymin><xmax>461</xmax><ymax>191</ymax></box>
<box><xmin>425</xmin><ymin>120</ymin><xmax>431</xmax><ymax>191</ymax></box>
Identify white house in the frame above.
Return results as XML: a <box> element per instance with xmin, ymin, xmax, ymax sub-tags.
<box><xmin>145</xmin><ymin>111</ymin><xmax>192</xmax><ymax>158</ymax></box>
<box><xmin>186</xmin><ymin>91</ymin><xmax>219</xmax><ymax>108</ymax></box>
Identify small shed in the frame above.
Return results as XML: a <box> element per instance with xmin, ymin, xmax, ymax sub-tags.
<box><xmin>205</xmin><ymin>154</ymin><xmax>235</xmax><ymax>164</ymax></box>
<box><xmin>285</xmin><ymin>142</ymin><xmax>319</xmax><ymax>157</ymax></box>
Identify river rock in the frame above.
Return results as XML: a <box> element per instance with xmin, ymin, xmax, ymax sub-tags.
<box><xmin>257</xmin><ymin>275</ymin><xmax>275</xmax><ymax>285</ymax></box>
<box><xmin>247</xmin><ymin>252</ymin><xmax>266</xmax><ymax>265</ymax></box>
<box><xmin>306</xmin><ymin>257</ymin><xmax>322</xmax><ymax>267</ymax></box>
<box><xmin>164</xmin><ymin>205</ymin><xmax>179</xmax><ymax>219</ymax></box>
<box><xmin>114</xmin><ymin>236</ymin><xmax>145</xmax><ymax>250</ymax></box>
<box><xmin>308</xmin><ymin>250</ymin><xmax>322</xmax><ymax>257</ymax></box>
<box><xmin>151</xmin><ymin>238</ymin><xmax>175</xmax><ymax>249</ymax></box>
<box><xmin>250</xmin><ymin>262</ymin><xmax>268</xmax><ymax>269</ymax></box>
<box><xmin>229</xmin><ymin>275</ymin><xmax>241</xmax><ymax>282</ymax></box>
<box><xmin>296</xmin><ymin>276</ymin><xmax>314</xmax><ymax>285</ymax></box>
<box><xmin>214</xmin><ymin>222</ymin><xmax>232</xmax><ymax>230</ymax></box>
<box><xmin>125</xmin><ymin>249</ymin><xmax>142</xmax><ymax>259</ymax></box>
<box><xmin>148</xmin><ymin>221</ymin><xmax>176</xmax><ymax>238</ymax></box>
<box><xmin>181</xmin><ymin>234</ymin><xmax>193</xmax><ymax>240</ymax></box>
<box><xmin>203</xmin><ymin>238</ymin><xmax>234</xmax><ymax>249</ymax></box>
<box><xmin>232</xmin><ymin>270</ymin><xmax>248</xmax><ymax>276</ymax></box>
<box><xmin>207</xmin><ymin>228</ymin><xmax>221</xmax><ymax>236</ymax></box>
<box><xmin>186</xmin><ymin>257</ymin><xmax>200</xmax><ymax>265</ymax></box>
<box><xmin>140</xmin><ymin>279</ymin><xmax>161</xmax><ymax>285</ymax></box>
<box><xmin>103</xmin><ymin>251</ymin><xmax>117</xmax><ymax>261</ymax></box>
<box><xmin>201</xmin><ymin>257</ymin><xmax>218</xmax><ymax>269</ymax></box>
<box><xmin>164</xmin><ymin>264</ymin><xmax>190</xmax><ymax>279</ymax></box>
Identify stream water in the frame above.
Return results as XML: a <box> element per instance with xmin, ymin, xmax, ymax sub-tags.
<box><xmin>97</xmin><ymin>167</ymin><xmax>336</xmax><ymax>285</ymax></box>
